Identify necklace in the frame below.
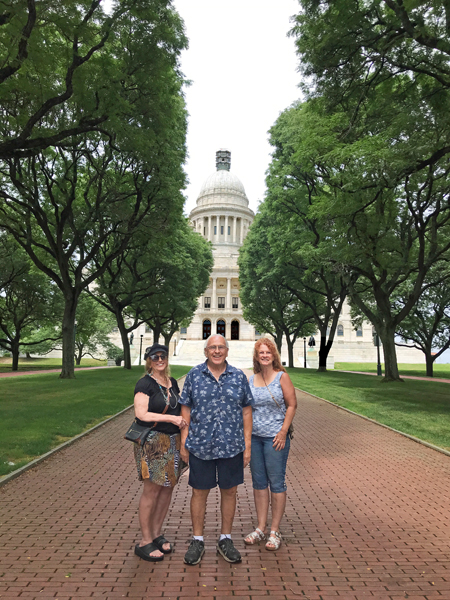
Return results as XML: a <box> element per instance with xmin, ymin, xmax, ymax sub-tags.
<box><xmin>151</xmin><ymin>375</ymin><xmax>178</xmax><ymax>410</ymax></box>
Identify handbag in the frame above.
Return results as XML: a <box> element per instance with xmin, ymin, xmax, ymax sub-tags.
<box><xmin>262</xmin><ymin>374</ymin><xmax>294</xmax><ymax>440</ymax></box>
<box><xmin>124</xmin><ymin>404</ymin><xmax>170</xmax><ymax>446</ymax></box>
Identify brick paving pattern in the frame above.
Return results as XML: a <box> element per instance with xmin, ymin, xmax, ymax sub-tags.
<box><xmin>1</xmin><ymin>386</ymin><xmax>450</xmax><ymax>599</ymax></box>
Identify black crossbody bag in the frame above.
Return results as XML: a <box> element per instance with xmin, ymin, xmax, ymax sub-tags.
<box><xmin>124</xmin><ymin>403</ymin><xmax>169</xmax><ymax>446</ymax></box>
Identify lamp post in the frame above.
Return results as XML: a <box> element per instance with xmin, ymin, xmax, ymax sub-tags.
<box><xmin>74</xmin><ymin>320</ymin><xmax>77</xmax><ymax>366</ymax></box>
<box><xmin>303</xmin><ymin>337</ymin><xmax>307</xmax><ymax>368</ymax></box>
<box><xmin>373</xmin><ymin>332</ymin><xmax>382</xmax><ymax>376</ymax></box>
<box><xmin>139</xmin><ymin>334</ymin><xmax>143</xmax><ymax>366</ymax></box>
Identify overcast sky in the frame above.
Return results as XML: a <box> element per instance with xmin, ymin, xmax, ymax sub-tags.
<box><xmin>104</xmin><ymin>0</ymin><xmax>302</xmax><ymax>215</ymax></box>
<box><xmin>172</xmin><ymin>0</ymin><xmax>301</xmax><ymax>215</ymax></box>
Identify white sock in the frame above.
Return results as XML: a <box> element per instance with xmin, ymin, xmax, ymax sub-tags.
<box><xmin>193</xmin><ymin>535</ymin><xmax>204</xmax><ymax>541</ymax></box>
<box><xmin>219</xmin><ymin>534</ymin><xmax>231</xmax><ymax>541</ymax></box>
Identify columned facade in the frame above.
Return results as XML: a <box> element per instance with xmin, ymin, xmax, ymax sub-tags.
<box><xmin>183</xmin><ymin>149</ymin><xmax>256</xmax><ymax>341</ymax></box>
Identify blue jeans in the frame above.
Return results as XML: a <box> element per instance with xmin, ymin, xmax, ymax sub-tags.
<box><xmin>250</xmin><ymin>434</ymin><xmax>290</xmax><ymax>493</ymax></box>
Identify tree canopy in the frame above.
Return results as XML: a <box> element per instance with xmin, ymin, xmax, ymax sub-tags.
<box><xmin>0</xmin><ymin>0</ymin><xmax>189</xmax><ymax>378</ymax></box>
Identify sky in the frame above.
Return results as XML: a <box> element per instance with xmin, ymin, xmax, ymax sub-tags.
<box><xmin>103</xmin><ymin>0</ymin><xmax>302</xmax><ymax>215</ymax></box>
<box><xmin>172</xmin><ymin>0</ymin><xmax>301</xmax><ymax>215</ymax></box>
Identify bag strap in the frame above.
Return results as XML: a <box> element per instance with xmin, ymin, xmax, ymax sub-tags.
<box><xmin>261</xmin><ymin>373</ymin><xmax>284</xmax><ymax>412</ymax></box>
<box><xmin>135</xmin><ymin>402</ymin><xmax>170</xmax><ymax>430</ymax></box>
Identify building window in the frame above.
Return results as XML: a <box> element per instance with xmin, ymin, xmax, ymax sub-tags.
<box><xmin>180</xmin><ymin>327</ymin><xmax>187</xmax><ymax>334</ymax></box>
<box><xmin>228</xmin><ymin>226</ymin><xmax>231</xmax><ymax>235</ymax></box>
<box><xmin>232</xmin><ymin>297</ymin><xmax>238</xmax><ymax>309</ymax></box>
<box><xmin>218</xmin><ymin>297</ymin><xmax>225</xmax><ymax>308</ymax></box>
<box><xmin>221</xmin><ymin>225</ymin><xmax>224</xmax><ymax>234</ymax></box>
<box><xmin>255</xmin><ymin>330</ymin><xmax>261</xmax><ymax>336</ymax></box>
<box><xmin>214</xmin><ymin>226</ymin><xmax>217</xmax><ymax>234</ymax></box>
<box><xmin>145</xmin><ymin>324</ymin><xmax>151</xmax><ymax>333</ymax></box>
<box><xmin>204</xmin><ymin>227</ymin><xmax>206</xmax><ymax>235</ymax></box>
<box><xmin>337</xmin><ymin>324</ymin><xmax>344</xmax><ymax>336</ymax></box>
<box><xmin>111</xmin><ymin>326</ymin><xmax>118</xmax><ymax>333</ymax></box>
<box><xmin>356</xmin><ymin>327</ymin><xmax>363</xmax><ymax>337</ymax></box>
<box><xmin>204</xmin><ymin>297</ymin><xmax>211</xmax><ymax>308</ymax></box>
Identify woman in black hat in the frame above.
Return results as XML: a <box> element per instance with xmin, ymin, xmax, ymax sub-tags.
<box><xmin>133</xmin><ymin>343</ymin><xmax>188</xmax><ymax>562</ymax></box>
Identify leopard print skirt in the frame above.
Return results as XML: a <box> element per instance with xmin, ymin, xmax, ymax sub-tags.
<box><xmin>134</xmin><ymin>430</ymin><xmax>187</xmax><ymax>487</ymax></box>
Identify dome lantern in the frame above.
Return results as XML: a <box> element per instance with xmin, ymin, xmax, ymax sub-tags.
<box><xmin>216</xmin><ymin>149</ymin><xmax>231</xmax><ymax>171</ymax></box>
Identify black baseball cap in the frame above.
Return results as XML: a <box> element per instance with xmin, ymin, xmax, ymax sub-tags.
<box><xmin>144</xmin><ymin>343</ymin><xmax>169</xmax><ymax>360</ymax></box>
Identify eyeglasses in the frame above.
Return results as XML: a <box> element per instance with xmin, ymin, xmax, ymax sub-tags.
<box><xmin>150</xmin><ymin>353</ymin><xmax>167</xmax><ymax>362</ymax></box>
<box><xmin>206</xmin><ymin>345</ymin><xmax>227</xmax><ymax>352</ymax></box>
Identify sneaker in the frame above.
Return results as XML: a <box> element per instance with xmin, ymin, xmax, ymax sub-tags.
<box><xmin>216</xmin><ymin>537</ymin><xmax>242</xmax><ymax>563</ymax></box>
<box><xmin>184</xmin><ymin>538</ymin><xmax>205</xmax><ymax>565</ymax></box>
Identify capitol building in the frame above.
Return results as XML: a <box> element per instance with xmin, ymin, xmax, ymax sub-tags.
<box><xmin>169</xmin><ymin>149</ymin><xmax>423</xmax><ymax>367</ymax></box>
<box><xmin>183</xmin><ymin>149</ymin><xmax>255</xmax><ymax>342</ymax></box>
<box><xmin>109</xmin><ymin>149</ymin><xmax>423</xmax><ymax>368</ymax></box>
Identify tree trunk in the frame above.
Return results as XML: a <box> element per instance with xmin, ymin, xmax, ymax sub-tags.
<box><xmin>274</xmin><ymin>329</ymin><xmax>283</xmax><ymax>353</ymax></box>
<box><xmin>116</xmin><ymin>314</ymin><xmax>131</xmax><ymax>369</ymax></box>
<box><xmin>75</xmin><ymin>348</ymin><xmax>82</xmax><ymax>366</ymax></box>
<box><xmin>60</xmin><ymin>295</ymin><xmax>78</xmax><ymax>379</ymax></box>
<box><xmin>318</xmin><ymin>334</ymin><xmax>328</xmax><ymax>371</ymax></box>
<box><xmin>152</xmin><ymin>324</ymin><xmax>162</xmax><ymax>344</ymax></box>
<box><xmin>286</xmin><ymin>335</ymin><xmax>294</xmax><ymax>368</ymax></box>
<box><xmin>11</xmin><ymin>340</ymin><xmax>20</xmax><ymax>371</ymax></box>
<box><xmin>26</xmin><ymin>352</ymin><xmax>31</xmax><ymax>359</ymax></box>
<box><xmin>380</xmin><ymin>326</ymin><xmax>402</xmax><ymax>381</ymax></box>
<box><xmin>425</xmin><ymin>352</ymin><xmax>434</xmax><ymax>377</ymax></box>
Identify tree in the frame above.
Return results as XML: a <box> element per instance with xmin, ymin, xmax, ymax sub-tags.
<box><xmin>264</xmin><ymin>95</ymin><xmax>450</xmax><ymax>380</ymax></box>
<box><xmin>90</xmin><ymin>218</ymin><xmax>213</xmax><ymax>367</ymax></box>
<box><xmin>395</xmin><ymin>269</ymin><xmax>450</xmax><ymax>377</ymax></box>
<box><xmin>289</xmin><ymin>2</ymin><xmax>450</xmax><ymax>378</ymax></box>
<box><xmin>0</xmin><ymin>233</ymin><xmax>61</xmax><ymax>369</ymax></box>
<box><xmin>262</xmin><ymin>105</ymin><xmax>350</xmax><ymax>371</ymax></box>
<box><xmin>0</xmin><ymin>0</ymin><xmax>158</xmax><ymax>158</ymax></box>
<box><xmin>139</xmin><ymin>221</ymin><xmax>213</xmax><ymax>346</ymax></box>
<box><xmin>73</xmin><ymin>293</ymin><xmax>117</xmax><ymax>365</ymax></box>
<box><xmin>239</xmin><ymin>210</ymin><xmax>316</xmax><ymax>367</ymax></box>
<box><xmin>291</xmin><ymin>0</ymin><xmax>450</xmax><ymax>183</ymax></box>
<box><xmin>0</xmin><ymin>1</ymin><xmax>188</xmax><ymax>378</ymax></box>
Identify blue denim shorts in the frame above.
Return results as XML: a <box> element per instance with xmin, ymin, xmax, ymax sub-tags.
<box><xmin>250</xmin><ymin>435</ymin><xmax>290</xmax><ymax>493</ymax></box>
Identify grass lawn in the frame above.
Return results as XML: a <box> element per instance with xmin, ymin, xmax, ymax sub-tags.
<box><xmin>287</xmin><ymin>368</ymin><xmax>450</xmax><ymax>452</ymax></box>
<box><xmin>0</xmin><ymin>365</ymin><xmax>191</xmax><ymax>477</ymax></box>
<box><xmin>0</xmin><ymin>357</ymin><xmax>108</xmax><ymax>372</ymax></box>
<box><xmin>335</xmin><ymin>362</ymin><xmax>450</xmax><ymax>379</ymax></box>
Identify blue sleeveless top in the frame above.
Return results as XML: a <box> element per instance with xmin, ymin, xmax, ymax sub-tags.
<box><xmin>249</xmin><ymin>371</ymin><xmax>286</xmax><ymax>437</ymax></box>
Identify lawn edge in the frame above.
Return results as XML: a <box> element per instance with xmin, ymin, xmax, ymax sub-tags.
<box><xmin>0</xmin><ymin>374</ymin><xmax>188</xmax><ymax>488</ymax></box>
<box><xmin>0</xmin><ymin>404</ymin><xmax>134</xmax><ymax>487</ymax></box>
<box><xmin>296</xmin><ymin>386</ymin><xmax>450</xmax><ymax>458</ymax></box>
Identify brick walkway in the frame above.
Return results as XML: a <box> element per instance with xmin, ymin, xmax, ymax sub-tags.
<box><xmin>1</xmin><ymin>388</ymin><xmax>450</xmax><ymax>599</ymax></box>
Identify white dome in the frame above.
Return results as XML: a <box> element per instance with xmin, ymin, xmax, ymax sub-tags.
<box><xmin>198</xmin><ymin>169</ymin><xmax>247</xmax><ymax>200</ymax></box>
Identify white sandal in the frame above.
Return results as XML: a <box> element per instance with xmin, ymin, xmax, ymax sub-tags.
<box><xmin>244</xmin><ymin>528</ymin><xmax>266</xmax><ymax>545</ymax></box>
<box><xmin>265</xmin><ymin>530</ymin><xmax>282</xmax><ymax>551</ymax></box>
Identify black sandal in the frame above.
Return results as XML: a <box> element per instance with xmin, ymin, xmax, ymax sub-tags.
<box><xmin>134</xmin><ymin>542</ymin><xmax>164</xmax><ymax>562</ymax></box>
<box><xmin>153</xmin><ymin>535</ymin><xmax>173</xmax><ymax>554</ymax></box>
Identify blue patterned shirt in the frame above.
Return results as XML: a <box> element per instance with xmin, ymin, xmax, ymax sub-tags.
<box><xmin>180</xmin><ymin>361</ymin><xmax>254</xmax><ymax>460</ymax></box>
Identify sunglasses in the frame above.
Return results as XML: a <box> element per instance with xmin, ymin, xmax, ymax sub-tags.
<box><xmin>150</xmin><ymin>353</ymin><xmax>167</xmax><ymax>362</ymax></box>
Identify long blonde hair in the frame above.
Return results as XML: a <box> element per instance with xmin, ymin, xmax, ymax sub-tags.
<box><xmin>253</xmin><ymin>337</ymin><xmax>286</xmax><ymax>374</ymax></box>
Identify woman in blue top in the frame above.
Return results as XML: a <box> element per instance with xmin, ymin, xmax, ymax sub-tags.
<box><xmin>244</xmin><ymin>337</ymin><xmax>297</xmax><ymax>551</ymax></box>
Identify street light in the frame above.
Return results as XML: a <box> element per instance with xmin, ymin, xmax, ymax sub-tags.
<box><xmin>139</xmin><ymin>334</ymin><xmax>143</xmax><ymax>366</ymax></box>
<box><xmin>373</xmin><ymin>332</ymin><xmax>382</xmax><ymax>376</ymax></box>
<box><xmin>303</xmin><ymin>337</ymin><xmax>307</xmax><ymax>368</ymax></box>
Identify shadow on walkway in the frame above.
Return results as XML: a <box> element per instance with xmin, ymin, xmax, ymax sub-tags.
<box><xmin>1</xmin><ymin>385</ymin><xmax>450</xmax><ymax>599</ymax></box>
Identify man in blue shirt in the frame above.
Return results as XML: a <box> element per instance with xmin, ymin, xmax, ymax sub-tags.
<box><xmin>180</xmin><ymin>334</ymin><xmax>253</xmax><ymax>565</ymax></box>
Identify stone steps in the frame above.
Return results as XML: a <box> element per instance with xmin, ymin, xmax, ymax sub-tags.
<box><xmin>170</xmin><ymin>340</ymin><xmax>255</xmax><ymax>368</ymax></box>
